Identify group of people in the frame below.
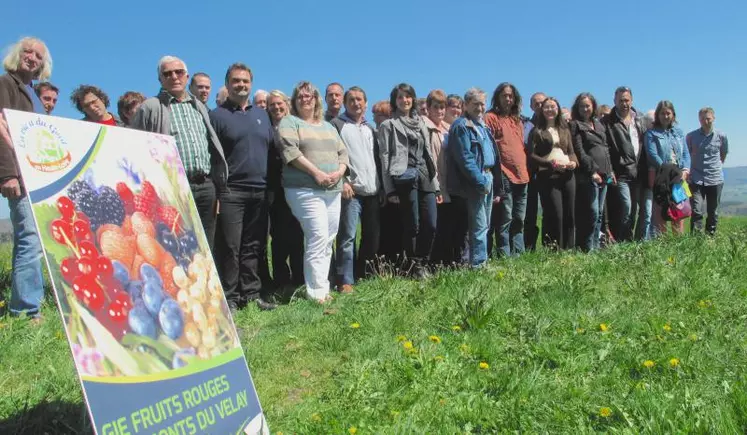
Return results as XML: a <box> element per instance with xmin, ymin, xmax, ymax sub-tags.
<box><xmin>0</xmin><ymin>37</ymin><xmax>730</xmax><ymax>318</ymax></box>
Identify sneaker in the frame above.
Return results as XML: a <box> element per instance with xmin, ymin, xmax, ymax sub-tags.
<box><xmin>337</xmin><ymin>284</ymin><xmax>354</xmax><ymax>294</ymax></box>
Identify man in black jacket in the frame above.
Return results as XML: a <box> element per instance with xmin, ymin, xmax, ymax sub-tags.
<box><xmin>601</xmin><ymin>86</ymin><xmax>648</xmax><ymax>242</ymax></box>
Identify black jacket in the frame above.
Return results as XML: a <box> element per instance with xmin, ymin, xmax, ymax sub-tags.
<box><xmin>570</xmin><ymin>119</ymin><xmax>612</xmax><ymax>177</ymax></box>
<box><xmin>601</xmin><ymin>109</ymin><xmax>646</xmax><ymax>181</ymax></box>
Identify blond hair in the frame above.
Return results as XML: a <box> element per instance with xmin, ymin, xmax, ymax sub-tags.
<box><xmin>2</xmin><ymin>37</ymin><xmax>53</xmax><ymax>81</ymax></box>
<box><xmin>268</xmin><ymin>89</ymin><xmax>290</xmax><ymax>109</ymax></box>
<box><xmin>290</xmin><ymin>81</ymin><xmax>323</xmax><ymax>123</ymax></box>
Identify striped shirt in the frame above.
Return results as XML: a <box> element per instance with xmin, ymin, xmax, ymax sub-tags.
<box><xmin>168</xmin><ymin>94</ymin><xmax>212</xmax><ymax>177</ymax></box>
<box><xmin>275</xmin><ymin>115</ymin><xmax>349</xmax><ymax>191</ymax></box>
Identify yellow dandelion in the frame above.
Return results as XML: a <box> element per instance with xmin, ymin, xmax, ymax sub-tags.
<box><xmin>478</xmin><ymin>361</ymin><xmax>489</xmax><ymax>370</ymax></box>
<box><xmin>451</xmin><ymin>325</ymin><xmax>462</xmax><ymax>332</ymax></box>
<box><xmin>666</xmin><ymin>256</ymin><xmax>675</xmax><ymax>265</ymax></box>
<box><xmin>599</xmin><ymin>407</ymin><xmax>612</xmax><ymax>418</ymax></box>
<box><xmin>643</xmin><ymin>360</ymin><xmax>655</xmax><ymax>369</ymax></box>
<box><xmin>348</xmin><ymin>427</ymin><xmax>357</xmax><ymax>435</ymax></box>
<box><xmin>663</xmin><ymin>323</ymin><xmax>672</xmax><ymax>332</ymax></box>
<box><xmin>496</xmin><ymin>270</ymin><xmax>506</xmax><ymax>280</ymax></box>
<box><xmin>311</xmin><ymin>413</ymin><xmax>321</xmax><ymax>422</ymax></box>
<box><xmin>434</xmin><ymin>355</ymin><xmax>444</xmax><ymax>362</ymax></box>
<box><xmin>396</xmin><ymin>335</ymin><xmax>407</xmax><ymax>342</ymax></box>
<box><xmin>669</xmin><ymin>358</ymin><xmax>680</xmax><ymax>368</ymax></box>
<box><xmin>459</xmin><ymin>343</ymin><xmax>470</xmax><ymax>353</ymax></box>
<box><xmin>402</xmin><ymin>340</ymin><xmax>413</xmax><ymax>350</ymax></box>
<box><xmin>429</xmin><ymin>335</ymin><xmax>441</xmax><ymax>344</ymax></box>
<box><xmin>599</xmin><ymin>323</ymin><xmax>609</xmax><ymax>332</ymax></box>
<box><xmin>688</xmin><ymin>333</ymin><xmax>698</xmax><ymax>341</ymax></box>
<box><xmin>350</xmin><ymin>322</ymin><xmax>360</xmax><ymax>329</ymax></box>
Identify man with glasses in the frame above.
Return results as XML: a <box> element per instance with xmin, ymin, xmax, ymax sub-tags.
<box><xmin>601</xmin><ymin>86</ymin><xmax>647</xmax><ymax>242</ymax></box>
<box><xmin>70</xmin><ymin>84</ymin><xmax>123</xmax><ymax>126</ymax></box>
<box><xmin>132</xmin><ymin>55</ymin><xmax>228</xmax><ymax>249</ymax></box>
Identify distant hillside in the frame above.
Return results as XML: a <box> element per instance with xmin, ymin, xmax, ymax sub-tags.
<box><xmin>0</xmin><ymin>219</ymin><xmax>10</xmax><ymax>235</ymax></box>
<box><xmin>721</xmin><ymin>166</ymin><xmax>747</xmax><ymax>216</ymax></box>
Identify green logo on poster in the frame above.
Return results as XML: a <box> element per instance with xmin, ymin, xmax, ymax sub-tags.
<box><xmin>19</xmin><ymin>117</ymin><xmax>71</xmax><ymax>172</ymax></box>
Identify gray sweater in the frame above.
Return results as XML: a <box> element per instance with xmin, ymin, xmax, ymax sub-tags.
<box><xmin>131</xmin><ymin>90</ymin><xmax>228</xmax><ymax>192</ymax></box>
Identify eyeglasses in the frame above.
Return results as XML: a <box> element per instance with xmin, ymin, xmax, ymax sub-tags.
<box><xmin>162</xmin><ymin>69</ymin><xmax>186</xmax><ymax>79</ymax></box>
<box><xmin>82</xmin><ymin>96</ymin><xmax>101</xmax><ymax>108</ymax></box>
<box><xmin>296</xmin><ymin>93</ymin><xmax>314</xmax><ymax>101</ymax></box>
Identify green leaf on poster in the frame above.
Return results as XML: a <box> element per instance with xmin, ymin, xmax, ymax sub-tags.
<box><xmin>77</xmin><ymin>300</ymin><xmax>141</xmax><ymax>376</ymax></box>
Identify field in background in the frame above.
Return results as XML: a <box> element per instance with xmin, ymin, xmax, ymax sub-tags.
<box><xmin>1</xmin><ymin>218</ymin><xmax>747</xmax><ymax>433</ymax></box>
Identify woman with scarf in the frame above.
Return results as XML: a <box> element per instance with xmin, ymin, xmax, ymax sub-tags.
<box><xmin>377</xmin><ymin>83</ymin><xmax>439</xmax><ymax>279</ymax></box>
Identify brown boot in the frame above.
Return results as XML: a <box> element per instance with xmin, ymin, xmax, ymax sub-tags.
<box><xmin>337</xmin><ymin>284</ymin><xmax>354</xmax><ymax>294</ymax></box>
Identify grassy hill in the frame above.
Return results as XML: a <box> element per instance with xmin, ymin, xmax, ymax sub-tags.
<box><xmin>2</xmin><ymin>218</ymin><xmax>747</xmax><ymax>433</ymax></box>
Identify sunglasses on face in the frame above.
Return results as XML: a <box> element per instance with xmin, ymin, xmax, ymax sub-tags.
<box><xmin>162</xmin><ymin>69</ymin><xmax>186</xmax><ymax>79</ymax></box>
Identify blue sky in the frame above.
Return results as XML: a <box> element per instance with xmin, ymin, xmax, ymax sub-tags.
<box><xmin>1</xmin><ymin>0</ymin><xmax>745</xmax><ymax>218</ymax></box>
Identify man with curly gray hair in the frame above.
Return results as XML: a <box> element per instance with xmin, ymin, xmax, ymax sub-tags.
<box><xmin>0</xmin><ymin>36</ymin><xmax>54</xmax><ymax>321</ymax></box>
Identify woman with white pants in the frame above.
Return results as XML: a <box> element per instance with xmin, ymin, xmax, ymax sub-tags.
<box><xmin>275</xmin><ymin>81</ymin><xmax>349</xmax><ymax>303</ymax></box>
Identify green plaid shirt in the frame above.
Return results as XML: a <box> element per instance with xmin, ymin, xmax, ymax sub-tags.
<box><xmin>168</xmin><ymin>93</ymin><xmax>211</xmax><ymax>177</ymax></box>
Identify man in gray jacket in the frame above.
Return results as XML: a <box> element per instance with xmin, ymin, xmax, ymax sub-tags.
<box><xmin>132</xmin><ymin>55</ymin><xmax>228</xmax><ymax>249</ymax></box>
<box><xmin>330</xmin><ymin>86</ymin><xmax>381</xmax><ymax>292</ymax></box>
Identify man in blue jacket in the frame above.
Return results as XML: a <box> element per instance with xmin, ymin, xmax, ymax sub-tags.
<box><xmin>446</xmin><ymin>88</ymin><xmax>503</xmax><ymax>267</ymax></box>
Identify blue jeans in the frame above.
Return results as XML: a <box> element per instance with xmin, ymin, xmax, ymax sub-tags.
<box><xmin>579</xmin><ymin>180</ymin><xmax>607</xmax><ymax>251</ymax></box>
<box><xmin>335</xmin><ymin>194</ymin><xmax>380</xmax><ymax>285</ymax></box>
<box><xmin>466</xmin><ymin>171</ymin><xmax>493</xmax><ymax>267</ymax></box>
<box><xmin>9</xmin><ymin>196</ymin><xmax>44</xmax><ymax>316</ymax></box>
<box><xmin>637</xmin><ymin>187</ymin><xmax>652</xmax><ymax>241</ymax></box>
<box><xmin>609</xmin><ymin>180</ymin><xmax>637</xmax><ymax>242</ymax></box>
<box><xmin>496</xmin><ymin>175</ymin><xmax>527</xmax><ymax>257</ymax></box>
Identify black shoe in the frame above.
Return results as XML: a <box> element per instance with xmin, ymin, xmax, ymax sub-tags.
<box><xmin>227</xmin><ymin>301</ymin><xmax>240</xmax><ymax>318</ymax></box>
<box><xmin>256</xmin><ymin>298</ymin><xmax>278</xmax><ymax>311</ymax></box>
<box><xmin>411</xmin><ymin>259</ymin><xmax>430</xmax><ymax>280</ymax></box>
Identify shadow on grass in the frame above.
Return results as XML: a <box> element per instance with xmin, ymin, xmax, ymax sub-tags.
<box><xmin>0</xmin><ymin>400</ymin><xmax>92</xmax><ymax>435</ymax></box>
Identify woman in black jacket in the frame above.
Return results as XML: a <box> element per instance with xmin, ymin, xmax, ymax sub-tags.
<box><xmin>570</xmin><ymin>93</ymin><xmax>613</xmax><ymax>251</ymax></box>
<box><xmin>529</xmin><ymin>97</ymin><xmax>578</xmax><ymax>250</ymax></box>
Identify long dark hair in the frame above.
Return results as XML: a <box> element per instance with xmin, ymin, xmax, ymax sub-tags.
<box><xmin>534</xmin><ymin>97</ymin><xmax>567</xmax><ymax>130</ymax></box>
<box><xmin>653</xmin><ymin>100</ymin><xmax>677</xmax><ymax>129</ymax></box>
<box><xmin>571</xmin><ymin>92</ymin><xmax>598</xmax><ymax>122</ymax></box>
<box><xmin>389</xmin><ymin>83</ymin><xmax>418</xmax><ymax>117</ymax></box>
<box><xmin>489</xmin><ymin>82</ymin><xmax>522</xmax><ymax>119</ymax></box>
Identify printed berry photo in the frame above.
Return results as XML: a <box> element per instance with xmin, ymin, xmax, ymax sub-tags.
<box><xmin>34</xmin><ymin>129</ymin><xmax>240</xmax><ymax>377</ymax></box>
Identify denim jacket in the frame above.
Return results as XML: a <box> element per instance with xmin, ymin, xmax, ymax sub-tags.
<box><xmin>644</xmin><ymin>126</ymin><xmax>690</xmax><ymax>171</ymax></box>
<box><xmin>446</xmin><ymin>117</ymin><xmax>503</xmax><ymax>199</ymax></box>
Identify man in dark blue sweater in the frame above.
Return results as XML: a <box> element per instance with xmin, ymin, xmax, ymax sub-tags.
<box><xmin>210</xmin><ymin>63</ymin><xmax>276</xmax><ymax>311</ymax></box>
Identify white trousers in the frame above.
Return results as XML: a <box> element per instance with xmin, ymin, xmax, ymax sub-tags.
<box><xmin>284</xmin><ymin>188</ymin><xmax>341</xmax><ymax>300</ymax></box>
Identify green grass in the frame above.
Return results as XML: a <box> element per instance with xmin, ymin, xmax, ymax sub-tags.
<box><xmin>3</xmin><ymin>218</ymin><xmax>747</xmax><ymax>433</ymax></box>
